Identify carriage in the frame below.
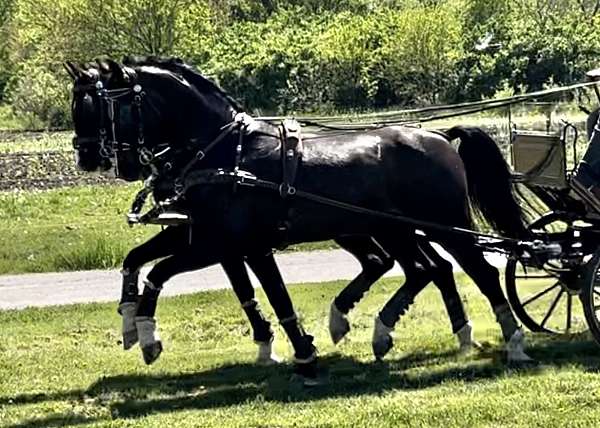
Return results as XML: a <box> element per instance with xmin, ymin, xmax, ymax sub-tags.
<box><xmin>503</xmin><ymin>69</ymin><xmax>600</xmax><ymax>343</ymax></box>
<box><xmin>67</xmin><ymin>58</ymin><xmax>600</xmax><ymax>374</ymax></box>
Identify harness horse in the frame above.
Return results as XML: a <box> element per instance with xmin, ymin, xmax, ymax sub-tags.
<box><xmin>66</xmin><ymin>57</ymin><xmax>536</xmax><ymax>384</ymax></box>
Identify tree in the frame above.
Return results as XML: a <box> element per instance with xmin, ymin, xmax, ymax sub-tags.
<box><xmin>0</xmin><ymin>0</ymin><xmax>14</xmax><ymax>101</ymax></box>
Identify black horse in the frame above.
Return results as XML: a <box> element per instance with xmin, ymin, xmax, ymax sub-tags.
<box><xmin>67</xmin><ymin>59</ymin><xmax>477</xmax><ymax>372</ymax></box>
<box><xmin>66</xmin><ymin>57</ymin><xmax>533</xmax><ymax>380</ymax></box>
<box><xmin>118</xmin><ymin>225</ymin><xmax>476</xmax><ymax>366</ymax></box>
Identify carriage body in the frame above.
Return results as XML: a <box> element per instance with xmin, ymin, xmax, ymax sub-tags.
<box><xmin>505</xmin><ymin>119</ymin><xmax>600</xmax><ymax>342</ymax></box>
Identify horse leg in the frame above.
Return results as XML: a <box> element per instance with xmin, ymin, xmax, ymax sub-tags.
<box><xmin>417</xmin><ymin>238</ymin><xmax>481</xmax><ymax>353</ymax></box>
<box><xmin>329</xmin><ymin>236</ymin><xmax>394</xmax><ymax>344</ymax></box>
<box><xmin>245</xmin><ymin>251</ymin><xmax>319</xmax><ymax>386</ymax></box>
<box><xmin>119</xmin><ymin>225</ymin><xmax>190</xmax><ymax>350</ymax></box>
<box><xmin>221</xmin><ymin>257</ymin><xmax>281</xmax><ymax>365</ymax></box>
<box><xmin>371</xmin><ymin>234</ymin><xmax>436</xmax><ymax>360</ymax></box>
<box><xmin>134</xmin><ymin>251</ymin><xmax>221</xmax><ymax>364</ymax></box>
<box><xmin>441</xmin><ymin>238</ymin><xmax>533</xmax><ymax>362</ymax></box>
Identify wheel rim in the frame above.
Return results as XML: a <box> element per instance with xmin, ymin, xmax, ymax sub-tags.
<box><xmin>505</xmin><ymin>213</ymin><xmax>588</xmax><ymax>335</ymax></box>
<box><xmin>581</xmin><ymin>253</ymin><xmax>600</xmax><ymax>343</ymax></box>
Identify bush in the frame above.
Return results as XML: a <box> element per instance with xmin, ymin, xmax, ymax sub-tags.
<box><xmin>8</xmin><ymin>62</ymin><xmax>71</xmax><ymax>129</ymax></box>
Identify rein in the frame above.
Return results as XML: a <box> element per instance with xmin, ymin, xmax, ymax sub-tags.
<box><xmin>175</xmin><ymin>167</ymin><xmax>533</xmax><ymax>255</ymax></box>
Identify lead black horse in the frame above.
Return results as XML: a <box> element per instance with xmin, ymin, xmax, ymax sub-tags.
<box><xmin>67</xmin><ymin>57</ymin><xmax>533</xmax><ymax>381</ymax></box>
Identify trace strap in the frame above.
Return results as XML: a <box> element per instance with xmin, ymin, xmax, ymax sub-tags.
<box><xmin>178</xmin><ymin>168</ymin><xmax>523</xmax><ymax>252</ymax></box>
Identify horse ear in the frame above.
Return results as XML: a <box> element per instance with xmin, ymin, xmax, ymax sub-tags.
<box><xmin>64</xmin><ymin>61</ymin><xmax>94</xmax><ymax>81</ymax></box>
<box><xmin>64</xmin><ymin>62</ymin><xmax>77</xmax><ymax>80</ymax></box>
<box><xmin>106</xmin><ymin>58</ymin><xmax>129</xmax><ymax>83</ymax></box>
<box><xmin>64</xmin><ymin>61</ymin><xmax>86</xmax><ymax>80</ymax></box>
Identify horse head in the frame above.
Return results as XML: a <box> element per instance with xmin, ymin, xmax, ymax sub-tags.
<box><xmin>66</xmin><ymin>57</ymin><xmax>240</xmax><ymax>182</ymax></box>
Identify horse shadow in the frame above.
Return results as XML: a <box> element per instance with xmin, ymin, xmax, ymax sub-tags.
<box><xmin>5</xmin><ymin>334</ymin><xmax>600</xmax><ymax>428</ymax></box>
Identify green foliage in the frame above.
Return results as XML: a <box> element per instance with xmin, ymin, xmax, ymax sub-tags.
<box><xmin>1</xmin><ymin>0</ymin><xmax>600</xmax><ymax>127</ymax></box>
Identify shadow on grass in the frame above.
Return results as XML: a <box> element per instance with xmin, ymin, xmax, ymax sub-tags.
<box><xmin>5</xmin><ymin>335</ymin><xmax>600</xmax><ymax>428</ymax></box>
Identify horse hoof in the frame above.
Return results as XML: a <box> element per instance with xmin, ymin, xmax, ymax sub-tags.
<box><xmin>256</xmin><ymin>340</ymin><xmax>282</xmax><ymax>366</ymax></box>
<box><xmin>122</xmin><ymin>330</ymin><xmax>139</xmax><ymax>350</ymax></box>
<box><xmin>292</xmin><ymin>359</ymin><xmax>321</xmax><ymax>387</ymax></box>
<box><xmin>506</xmin><ymin>328</ymin><xmax>536</xmax><ymax>364</ymax></box>
<box><xmin>329</xmin><ymin>301</ymin><xmax>350</xmax><ymax>345</ymax></box>
<box><xmin>455</xmin><ymin>321</ymin><xmax>483</xmax><ymax>355</ymax></box>
<box><xmin>458</xmin><ymin>340</ymin><xmax>484</xmax><ymax>356</ymax></box>
<box><xmin>372</xmin><ymin>316</ymin><xmax>394</xmax><ymax>360</ymax></box>
<box><xmin>373</xmin><ymin>335</ymin><xmax>393</xmax><ymax>361</ymax></box>
<box><xmin>141</xmin><ymin>341</ymin><xmax>163</xmax><ymax>365</ymax></box>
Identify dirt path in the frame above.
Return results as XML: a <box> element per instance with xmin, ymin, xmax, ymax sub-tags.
<box><xmin>0</xmin><ymin>248</ymin><xmax>506</xmax><ymax>310</ymax></box>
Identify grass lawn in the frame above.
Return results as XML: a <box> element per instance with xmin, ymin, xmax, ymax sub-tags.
<box><xmin>1</xmin><ymin>275</ymin><xmax>600</xmax><ymax>427</ymax></box>
<box><xmin>0</xmin><ymin>185</ymin><xmax>335</xmax><ymax>275</ymax></box>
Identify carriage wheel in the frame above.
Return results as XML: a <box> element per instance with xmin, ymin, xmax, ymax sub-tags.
<box><xmin>505</xmin><ymin>212</ymin><xmax>588</xmax><ymax>335</ymax></box>
<box><xmin>580</xmin><ymin>251</ymin><xmax>600</xmax><ymax>344</ymax></box>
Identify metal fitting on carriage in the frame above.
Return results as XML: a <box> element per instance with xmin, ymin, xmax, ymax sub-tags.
<box><xmin>520</xmin><ymin>240</ymin><xmax>562</xmax><ymax>261</ymax></box>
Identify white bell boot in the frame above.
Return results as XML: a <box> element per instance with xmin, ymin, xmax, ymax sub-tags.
<box><xmin>372</xmin><ymin>315</ymin><xmax>394</xmax><ymax>361</ymax></box>
<box><xmin>135</xmin><ymin>316</ymin><xmax>163</xmax><ymax>365</ymax></box>
<box><xmin>506</xmin><ymin>328</ymin><xmax>535</xmax><ymax>363</ymax></box>
<box><xmin>455</xmin><ymin>321</ymin><xmax>483</xmax><ymax>354</ymax></box>
<box><xmin>256</xmin><ymin>338</ymin><xmax>282</xmax><ymax>366</ymax></box>
<box><xmin>329</xmin><ymin>301</ymin><xmax>351</xmax><ymax>345</ymax></box>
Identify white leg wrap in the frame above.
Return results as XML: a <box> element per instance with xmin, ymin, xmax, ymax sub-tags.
<box><xmin>135</xmin><ymin>316</ymin><xmax>160</xmax><ymax>347</ymax></box>
<box><xmin>256</xmin><ymin>339</ymin><xmax>282</xmax><ymax>366</ymax></box>
<box><xmin>506</xmin><ymin>328</ymin><xmax>534</xmax><ymax>362</ymax></box>
<box><xmin>455</xmin><ymin>321</ymin><xmax>482</xmax><ymax>353</ymax></box>
<box><xmin>328</xmin><ymin>301</ymin><xmax>350</xmax><ymax>345</ymax></box>
<box><xmin>119</xmin><ymin>302</ymin><xmax>138</xmax><ymax>350</ymax></box>
<box><xmin>135</xmin><ymin>316</ymin><xmax>163</xmax><ymax>365</ymax></box>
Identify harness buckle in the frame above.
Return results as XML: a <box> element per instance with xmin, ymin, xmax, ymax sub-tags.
<box><xmin>139</xmin><ymin>147</ymin><xmax>154</xmax><ymax>165</ymax></box>
<box><xmin>99</xmin><ymin>143</ymin><xmax>114</xmax><ymax>159</ymax></box>
<box><xmin>195</xmin><ymin>150</ymin><xmax>206</xmax><ymax>161</ymax></box>
<box><xmin>174</xmin><ymin>179</ymin><xmax>184</xmax><ymax>195</ymax></box>
<box><xmin>279</xmin><ymin>183</ymin><xmax>296</xmax><ymax>197</ymax></box>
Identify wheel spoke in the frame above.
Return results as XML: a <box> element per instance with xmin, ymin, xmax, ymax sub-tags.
<box><xmin>594</xmin><ymin>289</ymin><xmax>600</xmax><ymax>299</ymax></box>
<box><xmin>541</xmin><ymin>289</ymin><xmax>564</xmax><ymax>328</ymax></box>
<box><xmin>522</xmin><ymin>283</ymin><xmax>561</xmax><ymax>307</ymax></box>
<box><xmin>566</xmin><ymin>294</ymin><xmax>572</xmax><ymax>332</ymax></box>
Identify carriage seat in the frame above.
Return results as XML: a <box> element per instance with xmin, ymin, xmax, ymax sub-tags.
<box><xmin>511</xmin><ymin>130</ymin><xmax>567</xmax><ymax>189</ymax></box>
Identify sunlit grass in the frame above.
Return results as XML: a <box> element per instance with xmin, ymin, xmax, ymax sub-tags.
<box><xmin>1</xmin><ymin>276</ymin><xmax>600</xmax><ymax>427</ymax></box>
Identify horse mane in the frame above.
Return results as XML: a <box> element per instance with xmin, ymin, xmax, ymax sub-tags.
<box><xmin>122</xmin><ymin>56</ymin><xmax>245</xmax><ymax>112</ymax></box>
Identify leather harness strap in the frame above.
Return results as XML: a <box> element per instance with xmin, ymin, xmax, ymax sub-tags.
<box><xmin>279</xmin><ymin>119</ymin><xmax>303</xmax><ymax>197</ymax></box>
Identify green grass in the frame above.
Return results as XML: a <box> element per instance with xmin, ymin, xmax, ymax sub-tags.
<box><xmin>1</xmin><ymin>276</ymin><xmax>600</xmax><ymax>427</ymax></box>
<box><xmin>0</xmin><ymin>185</ymin><xmax>335</xmax><ymax>275</ymax></box>
<box><xmin>0</xmin><ymin>131</ymin><xmax>71</xmax><ymax>154</ymax></box>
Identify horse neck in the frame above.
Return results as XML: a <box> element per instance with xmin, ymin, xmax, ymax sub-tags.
<box><xmin>171</xmin><ymin>92</ymin><xmax>236</xmax><ymax>143</ymax></box>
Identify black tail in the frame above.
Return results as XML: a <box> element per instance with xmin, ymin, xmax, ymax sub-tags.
<box><xmin>446</xmin><ymin>126</ymin><xmax>528</xmax><ymax>239</ymax></box>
